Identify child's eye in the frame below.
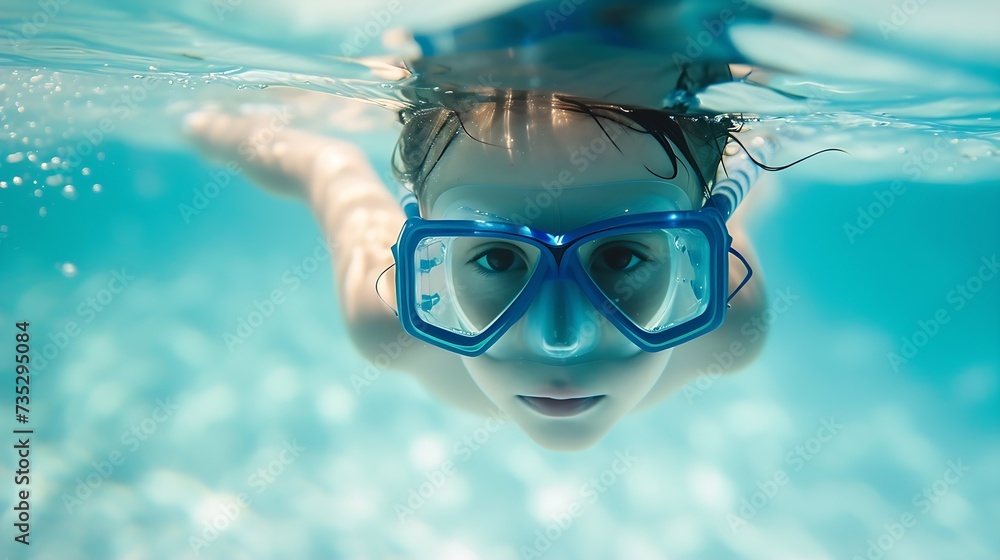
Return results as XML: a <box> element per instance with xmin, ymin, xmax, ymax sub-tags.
<box><xmin>470</xmin><ymin>247</ymin><xmax>527</xmax><ymax>273</ymax></box>
<box><xmin>591</xmin><ymin>243</ymin><xmax>651</xmax><ymax>272</ymax></box>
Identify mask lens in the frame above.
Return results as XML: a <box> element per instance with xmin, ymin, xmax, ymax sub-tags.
<box><xmin>576</xmin><ymin>228</ymin><xmax>712</xmax><ymax>333</ymax></box>
<box><xmin>412</xmin><ymin>235</ymin><xmax>541</xmax><ymax>336</ymax></box>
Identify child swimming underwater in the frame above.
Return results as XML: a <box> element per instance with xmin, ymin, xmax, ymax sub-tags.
<box><xmin>188</xmin><ymin>88</ymin><xmax>764</xmax><ymax>450</ymax></box>
<box><xmin>187</xmin><ymin>87</ymin><xmax>774</xmax><ymax>451</ymax></box>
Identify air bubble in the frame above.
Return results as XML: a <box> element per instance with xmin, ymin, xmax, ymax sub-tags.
<box><xmin>93</xmin><ymin>183</ymin><xmax>102</xmax><ymax>192</ymax></box>
<box><xmin>60</xmin><ymin>262</ymin><xmax>78</xmax><ymax>278</ymax></box>
<box><xmin>62</xmin><ymin>185</ymin><xmax>76</xmax><ymax>199</ymax></box>
<box><xmin>38</xmin><ymin>206</ymin><xmax>47</xmax><ymax>217</ymax></box>
<box><xmin>6</xmin><ymin>152</ymin><xmax>23</xmax><ymax>163</ymax></box>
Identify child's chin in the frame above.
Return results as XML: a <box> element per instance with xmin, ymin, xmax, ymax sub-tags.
<box><xmin>515</xmin><ymin>416</ymin><xmax>615</xmax><ymax>452</ymax></box>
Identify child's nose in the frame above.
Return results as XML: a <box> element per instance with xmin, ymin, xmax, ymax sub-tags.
<box><xmin>523</xmin><ymin>279</ymin><xmax>600</xmax><ymax>359</ymax></box>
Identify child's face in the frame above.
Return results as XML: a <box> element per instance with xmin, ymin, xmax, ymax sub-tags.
<box><xmin>421</xmin><ymin>113</ymin><xmax>702</xmax><ymax>451</ymax></box>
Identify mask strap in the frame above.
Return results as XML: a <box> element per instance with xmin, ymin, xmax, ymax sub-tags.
<box><xmin>727</xmin><ymin>247</ymin><xmax>753</xmax><ymax>305</ymax></box>
<box><xmin>400</xmin><ymin>193</ymin><xmax>420</xmax><ymax>218</ymax></box>
<box><xmin>375</xmin><ymin>263</ymin><xmax>399</xmax><ymax>316</ymax></box>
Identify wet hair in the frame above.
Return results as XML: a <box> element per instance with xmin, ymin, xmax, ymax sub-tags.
<box><xmin>390</xmin><ymin>91</ymin><xmax>744</xmax><ymax>207</ymax></box>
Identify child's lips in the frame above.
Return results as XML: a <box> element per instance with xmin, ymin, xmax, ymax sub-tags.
<box><xmin>517</xmin><ymin>395</ymin><xmax>605</xmax><ymax>417</ymax></box>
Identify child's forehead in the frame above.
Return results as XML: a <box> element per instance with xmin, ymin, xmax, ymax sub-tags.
<box><xmin>420</xmin><ymin>118</ymin><xmax>703</xmax><ymax>215</ymax></box>
<box><xmin>426</xmin><ymin>181</ymin><xmax>694</xmax><ymax>233</ymax></box>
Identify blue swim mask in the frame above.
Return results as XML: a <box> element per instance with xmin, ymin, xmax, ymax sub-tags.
<box><xmin>388</xmin><ymin>139</ymin><xmax>772</xmax><ymax>357</ymax></box>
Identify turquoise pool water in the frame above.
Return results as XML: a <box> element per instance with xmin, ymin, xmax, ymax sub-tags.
<box><xmin>1</xmin><ymin>0</ymin><xmax>998</xmax><ymax>559</ymax></box>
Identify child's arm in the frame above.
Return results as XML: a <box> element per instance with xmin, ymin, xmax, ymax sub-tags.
<box><xmin>185</xmin><ymin>111</ymin><xmax>497</xmax><ymax>414</ymax></box>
